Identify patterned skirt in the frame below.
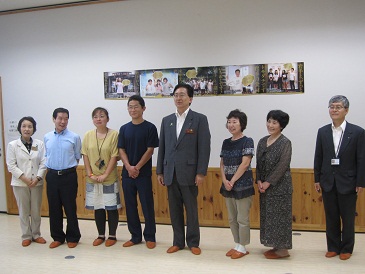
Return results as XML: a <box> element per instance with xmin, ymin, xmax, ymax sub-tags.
<box><xmin>260</xmin><ymin>193</ymin><xmax>292</xmax><ymax>249</ymax></box>
<box><xmin>85</xmin><ymin>181</ymin><xmax>122</xmax><ymax>210</ymax></box>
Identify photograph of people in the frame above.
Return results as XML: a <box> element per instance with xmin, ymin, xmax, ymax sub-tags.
<box><xmin>277</xmin><ymin>67</ymin><xmax>283</xmax><ymax>90</ymax></box>
<box><xmin>273</xmin><ymin>70</ymin><xmax>279</xmax><ymax>90</ymax></box>
<box><xmin>145</xmin><ymin>79</ymin><xmax>156</xmax><ymax>95</ymax></box>
<box><xmin>256</xmin><ymin>110</ymin><xmax>292</xmax><ymax>259</ymax></box>
<box><xmin>156</xmin><ymin>83</ymin><xmax>211</xmax><ymax>255</ymax></box>
<box><xmin>81</xmin><ymin>107</ymin><xmax>121</xmax><ymax>247</ymax></box>
<box><xmin>289</xmin><ymin>68</ymin><xmax>296</xmax><ymax>91</ymax></box>
<box><xmin>155</xmin><ymin>79</ymin><xmax>163</xmax><ymax>94</ymax></box>
<box><xmin>226</xmin><ymin>68</ymin><xmax>243</xmax><ymax>93</ymax></box>
<box><xmin>118</xmin><ymin>95</ymin><xmax>159</xmax><ymax>249</ymax></box>
<box><xmin>116</xmin><ymin>78</ymin><xmax>124</xmax><ymax>98</ymax></box>
<box><xmin>199</xmin><ymin>78</ymin><xmax>206</xmax><ymax>95</ymax></box>
<box><xmin>267</xmin><ymin>68</ymin><xmax>274</xmax><ymax>91</ymax></box>
<box><xmin>219</xmin><ymin>109</ymin><xmax>254</xmax><ymax>259</ymax></box>
<box><xmin>314</xmin><ymin>95</ymin><xmax>365</xmax><ymax>260</ymax></box>
<box><xmin>282</xmin><ymin>69</ymin><xmax>288</xmax><ymax>92</ymax></box>
<box><xmin>162</xmin><ymin>77</ymin><xmax>174</xmax><ymax>96</ymax></box>
<box><xmin>6</xmin><ymin>116</ymin><xmax>47</xmax><ymax>247</ymax></box>
<box><xmin>207</xmin><ymin>79</ymin><xmax>214</xmax><ymax>94</ymax></box>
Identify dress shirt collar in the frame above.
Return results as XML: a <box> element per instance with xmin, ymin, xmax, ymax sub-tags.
<box><xmin>20</xmin><ymin>136</ymin><xmax>33</xmax><ymax>145</ymax></box>
<box><xmin>331</xmin><ymin>120</ymin><xmax>347</xmax><ymax>132</ymax></box>
<box><xmin>175</xmin><ymin>108</ymin><xmax>190</xmax><ymax>119</ymax></box>
<box><xmin>54</xmin><ymin>128</ymin><xmax>68</xmax><ymax>135</ymax></box>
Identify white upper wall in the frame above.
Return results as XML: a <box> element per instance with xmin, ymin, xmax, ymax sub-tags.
<box><xmin>0</xmin><ymin>0</ymin><xmax>364</xmax><ymax>169</ymax></box>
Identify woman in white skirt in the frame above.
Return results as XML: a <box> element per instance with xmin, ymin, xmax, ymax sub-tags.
<box><xmin>82</xmin><ymin>107</ymin><xmax>121</xmax><ymax>247</ymax></box>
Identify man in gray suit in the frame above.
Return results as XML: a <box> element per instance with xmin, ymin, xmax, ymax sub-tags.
<box><xmin>314</xmin><ymin>95</ymin><xmax>365</xmax><ymax>260</ymax></box>
<box><xmin>157</xmin><ymin>83</ymin><xmax>211</xmax><ymax>255</ymax></box>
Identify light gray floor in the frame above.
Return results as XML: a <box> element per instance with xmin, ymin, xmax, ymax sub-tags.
<box><xmin>1</xmin><ymin>213</ymin><xmax>364</xmax><ymax>274</ymax></box>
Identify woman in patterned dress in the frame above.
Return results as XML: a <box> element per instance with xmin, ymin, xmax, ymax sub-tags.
<box><xmin>256</xmin><ymin>110</ymin><xmax>292</xmax><ymax>259</ymax></box>
<box><xmin>220</xmin><ymin>109</ymin><xmax>255</xmax><ymax>259</ymax></box>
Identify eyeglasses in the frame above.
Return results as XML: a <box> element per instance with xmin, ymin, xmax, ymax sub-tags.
<box><xmin>328</xmin><ymin>105</ymin><xmax>345</xmax><ymax>111</ymax></box>
<box><xmin>173</xmin><ymin>93</ymin><xmax>187</xmax><ymax>98</ymax></box>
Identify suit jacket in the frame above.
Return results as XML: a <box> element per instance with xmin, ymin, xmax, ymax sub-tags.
<box><xmin>314</xmin><ymin>122</ymin><xmax>365</xmax><ymax>194</ymax></box>
<box><xmin>156</xmin><ymin>109</ymin><xmax>211</xmax><ymax>186</ymax></box>
<box><xmin>6</xmin><ymin>138</ymin><xmax>46</xmax><ymax>187</ymax></box>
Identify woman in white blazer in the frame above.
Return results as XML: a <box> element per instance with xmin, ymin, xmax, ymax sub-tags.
<box><xmin>6</xmin><ymin>117</ymin><xmax>47</xmax><ymax>247</ymax></box>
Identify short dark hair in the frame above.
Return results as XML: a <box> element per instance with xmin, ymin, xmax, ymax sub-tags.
<box><xmin>235</xmin><ymin>69</ymin><xmax>240</xmax><ymax>73</ymax></box>
<box><xmin>53</xmin><ymin>107</ymin><xmax>69</xmax><ymax>119</ymax></box>
<box><xmin>267</xmin><ymin>110</ymin><xmax>289</xmax><ymax>131</ymax></box>
<box><xmin>128</xmin><ymin>95</ymin><xmax>145</xmax><ymax>107</ymax></box>
<box><xmin>92</xmin><ymin>107</ymin><xmax>109</xmax><ymax>119</ymax></box>
<box><xmin>17</xmin><ymin>116</ymin><xmax>37</xmax><ymax>134</ymax></box>
<box><xmin>226</xmin><ymin>109</ymin><xmax>247</xmax><ymax>132</ymax></box>
<box><xmin>173</xmin><ymin>83</ymin><xmax>194</xmax><ymax>98</ymax></box>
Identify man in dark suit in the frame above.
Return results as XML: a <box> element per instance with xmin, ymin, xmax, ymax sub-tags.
<box><xmin>156</xmin><ymin>83</ymin><xmax>211</xmax><ymax>255</ymax></box>
<box><xmin>314</xmin><ymin>95</ymin><xmax>365</xmax><ymax>260</ymax></box>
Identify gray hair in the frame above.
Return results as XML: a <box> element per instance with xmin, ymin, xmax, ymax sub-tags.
<box><xmin>328</xmin><ymin>95</ymin><xmax>349</xmax><ymax>109</ymax></box>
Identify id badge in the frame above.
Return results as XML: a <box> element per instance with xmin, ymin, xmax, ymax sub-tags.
<box><xmin>331</xmin><ymin>158</ymin><xmax>340</xmax><ymax>165</ymax></box>
<box><xmin>95</xmin><ymin>158</ymin><xmax>105</xmax><ymax>169</ymax></box>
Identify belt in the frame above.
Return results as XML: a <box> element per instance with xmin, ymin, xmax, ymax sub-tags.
<box><xmin>48</xmin><ymin>167</ymin><xmax>76</xmax><ymax>176</ymax></box>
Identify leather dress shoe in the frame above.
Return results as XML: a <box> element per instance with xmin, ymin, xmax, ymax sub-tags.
<box><xmin>226</xmin><ymin>249</ymin><xmax>235</xmax><ymax>257</ymax></box>
<box><xmin>146</xmin><ymin>241</ymin><xmax>156</xmax><ymax>249</ymax></box>
<box><xmin>167</xmin><ymin>245</ymin><xmax>182</xmax><ymax>253</ymax></box>
<box><xmin>67</xmin><ymin>242</ymin><xmax>78</xmax><ymax>248</ymax></box>
<box><xmin>33</xmin><ymin>237</ymin><xmax>46</xmax><ymax>244</ymax></box>
<box><xmin>49</xmin><ymin>241</ymin><xmax>62</xmax><ymax>249</ymax></box>
<box><xmin>325</xmin><ymin>251</ymin><xmax>338</xmax><ymax>258</ymax></box>
<box><xmin>231</xmin><ymin>250</ymin><xmax>249</xmax><ymax>259</ymax></box>
<box><xmin>264</xmin><ymin>249</ymin><xmax>277</xmax><ymax>256</ymax></box>
<box><xmin>265</xmin><ymin>251</ymin><xmax>289</xmax><ymax>259</ymax></box>
<box><xmin>190</xmin><ymin>247</ymin><xmax>201</xmax><ymax>255</ymax></box>
<box><xmin>123</xmin><ymin>240</ymin><xmax>136</xmax><ymax>247</ymax></box>
<box><xmin>22</xmin><ymin>239</ymin><xmax>31</xmax><ymax>247</ymax></box>
<box><xmin>93</xmin><ymin>237</ymin><xmax>105</xmax><ymax>246</ymax></box>
<box><xmin>339</xmin><ymin>253</ymin><xmax>351</xmax><ymax>260</ymax></box>
<box><xmin>105</xmin><ymin>237</ymin><xmax>117</xmax><ymax>247</ymax></box>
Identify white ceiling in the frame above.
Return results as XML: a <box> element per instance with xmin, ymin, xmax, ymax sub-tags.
<box><xmin>0</xmin><ymin>0</ymin><xmax>99</xmax><ymax>12</ymax></box>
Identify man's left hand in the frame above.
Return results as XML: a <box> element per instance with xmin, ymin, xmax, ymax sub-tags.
<box><xmin>195</xmin><ymin>174</ymin><xmax>205</xmax><ymax>186</ymax></box>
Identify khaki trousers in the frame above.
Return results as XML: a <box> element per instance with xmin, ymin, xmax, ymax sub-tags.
<box><xmin>225</xmin><ymin>196</ymin><xmax>252</xmax><ymax>246</ymax></box>
<box><xmin>13</xmin><ymin>185</ymin><xmax>43</xmax><ymax>240</ymax></box>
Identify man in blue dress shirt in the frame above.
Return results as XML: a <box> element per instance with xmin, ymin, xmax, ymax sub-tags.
<box><xmin>44</xmin><ymin>107</ymin><xmax>82</xmax><ymax>248</ymax></box>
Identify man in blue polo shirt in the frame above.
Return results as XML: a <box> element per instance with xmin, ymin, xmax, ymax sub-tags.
<box><xmin>44</xmin><ymin>107</ymin><xmax>82</xmax><ymax>248</ymax></box>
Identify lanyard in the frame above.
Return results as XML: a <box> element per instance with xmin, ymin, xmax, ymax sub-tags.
<box><xmin>335</xmin><ymin>130</ymin><xmax>344</xmax><ymax>158</ymax></box>
<box><xmin>96</xmin><ymin>129</ymin><xmax>108</xmax><ymax>158</ymax></box>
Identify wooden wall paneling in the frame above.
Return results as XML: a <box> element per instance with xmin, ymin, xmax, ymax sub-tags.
<box><xmin>40</xmin><ymin>182</ymin><xmax>49</xmax><ymax>216</ymax></box>
<box><xmin>210</xmin><ymin>169</ymin><xmax>229</xmax><ymax>226</ymax></box>
<box><xmin>151</xmin><ymin>169</ymin><xmax>170</xmax><ymax>224</ymax></box>
<box><xmin>5</xmin><ymin>166</ymin><xmax>365</xmax><ymax>232</ymax></box>
<box><xmin>5</xmin><ymin>169</ymin><xmax>18</xmax><ymax>214</ymax></box>
<box><xmin>198</xmin><ymin>170</ymin><xmax>215</xmax><ymax>226</ymax></box>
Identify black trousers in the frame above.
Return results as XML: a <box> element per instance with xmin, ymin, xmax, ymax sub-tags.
<box><xmin>322</xmin><ymin>183</ymin><xmax>357</xmax><ymax>254</ymax></box>
<box><xmin>122</xmin><ymin>176</ymin><xmax>156</xmax><ymax>243</ymax></box>
<box><xmin>167</xmin><ymin>174</ymin><xmax>199</xmax><ymax>248</ymax></box>
<box><xmin>46</xmin><ymin>171</ymin><xmax>81</xmax><ymax>243</ymax></box>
